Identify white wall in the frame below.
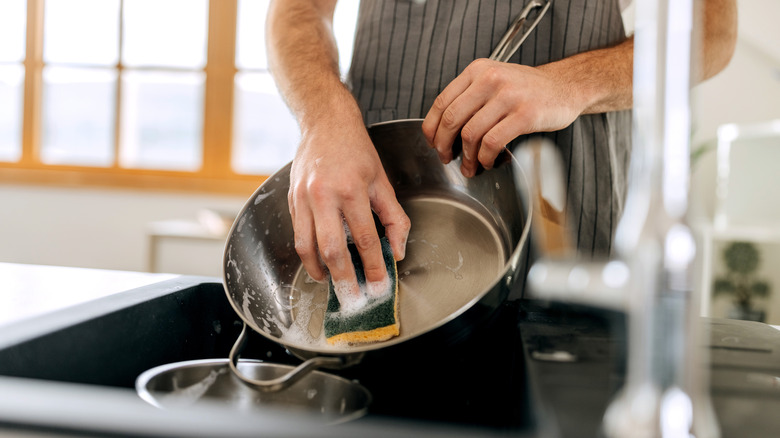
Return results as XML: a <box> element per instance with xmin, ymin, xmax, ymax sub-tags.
<box><xmin>690</xmin><ymin>0</ymin><xmax>780</xmax><ymax>224</ymax></box>
<box><xmin>692</xmin><ymin>0</ymin><xmax>780</xmax><ymax>154</ymax></box>
<box><xmin>691</xmin><ymin>0</ymin><xmax>780</xmax><ymax>168</ymax></box>
<box><xmin>689</xmin><ymin>37</ymin><xmax>780</xmax><ymax>223</ymax></box>
<box><xmin>0</xmin><ymin>184</ymin><xmax>248</xmax><ymax>276</ymax></box>
<box><xmin>690</xmin><ymin>0</ymin><xmax>780</xmax><ymax>322</ymax></box>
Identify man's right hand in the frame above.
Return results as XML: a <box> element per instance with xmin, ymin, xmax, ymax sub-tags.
<box><xmin>267</xmin><ymin>0</ymin><xmax>410</xmax><ymax>302</ymax></box>
<box><xmin>288</xmin><ymin>121</ymin><xmax>410</xmax><ymax>301</ymax></box>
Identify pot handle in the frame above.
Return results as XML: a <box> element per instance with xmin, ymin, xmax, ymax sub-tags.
<box><xmin>228</xmin><ymin>323</ymin><xmax>346</xmax><ymax>393</ymax></box>
<box><xmin>489</xmin><ymin>0</ymin><xmax>551</xmax><ymax>62</ymax></box>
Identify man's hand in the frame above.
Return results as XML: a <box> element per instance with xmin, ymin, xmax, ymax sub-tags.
<box><xmin>267</xmin><ymin>0</ymin><xmax>410</xmax><ymax>302</ymax></box>
<box><xmin>288</xmin><ymin>120</ymin><xmax>410</xmax><ymax>296</ymax></box>
<box><xmin>422</xmin><ymin>58</ymin><xmax>584</xmax><ymax>178</ymax></box>
<box><xmin>421</xmin><ymin>0</ymin><xmax>737</xmax><ymax>177</ymax></box>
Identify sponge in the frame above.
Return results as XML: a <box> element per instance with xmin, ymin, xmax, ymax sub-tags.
<box><xmin>324</xmin><ymin>237</ymin><xmax>400</xmax><ymax>345</ymax></box>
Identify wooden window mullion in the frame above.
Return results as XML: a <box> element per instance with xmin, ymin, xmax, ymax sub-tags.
<box><xmin>202</xmin><ymin>0</ymin><xmax>238</xmax><ymax>178</ymax></box>
<box><xmin>20</xmin><ymin>0</ymin><xmax>44</xmax><ymax>166</ymax></box>
<box><xmin>111</xmin><ymin>0</ymin><xmax>125</xmax><ymax>169</ymax></box>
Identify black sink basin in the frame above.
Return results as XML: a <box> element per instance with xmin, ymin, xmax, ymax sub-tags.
<box><xmin>6</xmin><ymin>274</ymin><xmax>779</xmax><ymax>437</ymax></box>
<box><xmin>0</xmin><ymin>279</ymin><xmax>250</xmax><ymax>388</ymax></box>
<box><xmin>0</xmin><ymin>277</ymin><xmax>535</xmax><ymax>437</ymax></box>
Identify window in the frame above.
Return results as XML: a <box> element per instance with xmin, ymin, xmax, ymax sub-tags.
<box><xmin>0</xmin><ymin>0</ymin><xmax>26</xmax><ymax>162</ymax></box>
<box><xmin>1</xmin><ymin>0</ymin><xmax>359</xmax><ymax>194</ymax></box>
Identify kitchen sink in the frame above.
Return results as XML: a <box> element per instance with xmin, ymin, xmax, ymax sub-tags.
<box><xmin>0</xmin><ymin>276</ymin><xmax>536</xmax><ymax>437</ymax></box>
<box><xmin>3</xmin><ymin>274</ymin><xmax>777</xmax><ymax>437</ymax></box>
<box><xmin>0</xmin><ymin>279</ymin><xmax>251</xmax><ymax>389</ymax></box>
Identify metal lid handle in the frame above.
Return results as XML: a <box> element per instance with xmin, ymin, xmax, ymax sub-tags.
<box><xmin>228</xmin><ymin>323</ymin><xmax>346</xmax><ymax>393</ymax></box>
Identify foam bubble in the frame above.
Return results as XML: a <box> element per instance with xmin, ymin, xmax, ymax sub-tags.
<box><xmin>164</xmin><ymin>367</ymin><xmax>227</xmax><ymax>405</ymax></box>
<box><xmin>253</xmin><ymin>189</ymin><xmax>276</xmax><ymax>205</ymax></box>
<box><xmin>366</xmin><ymin>277</ymin><xmax>391</xmax><ymax>299</ymax></box>
<box><xmin>332</xmin><ymin>280</ymin><xmax>368</xmax><ymax>315</ymax></box>
<box><xmin>277</xmin><ymin>289</ymin><xmax>328</xmax><ymax>348</ymax></box>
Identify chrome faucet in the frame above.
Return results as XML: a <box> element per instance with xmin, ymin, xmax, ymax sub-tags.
<box><xmin>513</xmin><ymin>0</ymin><xmax>719</xmax><ymax>436</ymax></box>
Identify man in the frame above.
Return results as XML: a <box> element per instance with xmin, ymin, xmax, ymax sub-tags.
<box><xmin>266</xmin><ymin>0</ymin><xmax>737</xmax><ymax>300</ymax></box>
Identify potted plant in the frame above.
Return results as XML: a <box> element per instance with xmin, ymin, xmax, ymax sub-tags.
<box><xmin>713</xmin><ymin>241</ymin><xmax>771</xmax><ymax>322</ymax></box>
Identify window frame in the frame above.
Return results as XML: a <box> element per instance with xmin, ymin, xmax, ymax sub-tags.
<box><xmin>0</xmin><ymin>0</ymin><xmax>266</xmax><ymax>195</ymax></box>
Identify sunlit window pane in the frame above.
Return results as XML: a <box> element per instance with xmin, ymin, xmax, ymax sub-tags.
<box><xmin>333</xmin><ymin>1</ymin><xmax>360</xmax><ymax>76</ymax></box>
<box><xmin>0</xmin><ymin>66</ymin><xmax>24</xmax><ymax>162</ymax></box>
<box><xmin>236</xmin><ymin>0</ymin><xmax>358</xmax><ymax>75</ymax></box>
<box><xmin>232</xmin><ymin>72</ymin><xmax>299</xmax><ymax>175</ymax></box>
<box><xmin>0</xmin><ymin>0</ymin><xmax>27</xmax><ymax>63</ymax></box>
<box><xmin>123</xmin><ymin>0</ymin><xmax>208</xmax><ymax>69</ymax></box>
<box><xmin>236</xmin><ymin>0</ymin><xmax>269</xmax><ymax>70</ymax></box>
<box><xmin>43</xmin><ymin>0</ymin><xmax>120</xmax><ymax>66</ymax></box>
<box><xmin>119</xmin><ymin>71</ymin><xmax>204</xmax><ymax>171</ymax></box>
<box><xmin>41</xmin><ymin>67</ymin><xmax>116</xmax><ymax>166</ymax></box>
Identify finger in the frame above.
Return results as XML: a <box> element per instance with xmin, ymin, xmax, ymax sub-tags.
<box><xmin>313</xmin><ymin>210</ymin><xmax>360</xmax><ymax>302</ymax></box>
<box><xmin>430</xmin><ymin>87</ymin><xmax>490</xmax><ymax>165</ymax></box>
<box><xmin>460</xmin><ymin>100</ymin><xmax>508</xmax><ymax>176</ymax></box>
<box><xmin>370</xmin><ymin>179</ymin><xmax>411</xmax><ymax>261</ymax></box>
<box><xmin>423</xmin><ymin>80</ymin><xmax>484</xmax><ymax>164</ymax></box>
<box><xmin>423</xmin><ymin>59</ymin><xmax>495</xmax><ymax>161</ymax></box>
<box><xmin>421</xmin><ymin>58</ymin><xmax>491</xmax><ymax>144</ymax></box>
<box><xmin>287</xmin><ymin>186</ymin><xmax>296</xmax><ymax>218</ymax></box>
<box><xmin>290</xmin><ymin>200</ymin><xmax>327</xmax><ymax>282</ymax></box>
<box><xmin>342</xmin><ymin>195</ymin><xmax>387</xmax><ymax>285</ymax></box>
<box><xmin>422</xmin><ymin>73</ymin><xmax>472</xmax><ymax>149</ymax></box>
<box><xmin>477</xmin><ymin>116</ymin><xmax>523</xmax><ymax>169</ymax></box>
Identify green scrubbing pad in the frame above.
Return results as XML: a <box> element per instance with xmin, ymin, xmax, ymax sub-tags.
<box><xmin>324</xmin><ymin>237</ymin><xmax>400</xmax><ymax>345</ymax></box>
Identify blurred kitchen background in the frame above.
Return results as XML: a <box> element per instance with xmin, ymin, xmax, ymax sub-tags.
<box><xmin>0</xmin><ymin>1</ymin><xmax>778</xmax><ymax>322</ymax></box>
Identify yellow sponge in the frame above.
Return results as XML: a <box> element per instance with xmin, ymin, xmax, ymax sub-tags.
<box><xmin>324</xmin><ymin>237</ymin><xmax>400</xmax><ymax>345</ymax></box>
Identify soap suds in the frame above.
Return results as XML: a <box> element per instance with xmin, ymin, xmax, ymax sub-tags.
<box><xmin>331</xmin><ymin>279</ymin><xmax>368</xmax><ymax>315</ymax></box>
<box><xmin>253</xmin><ymin>189</ymin><xmax>276</xmax><ymax>205</ymax></box>
<box><xmin>241</xmin><ymin>288</ymin><xmax>253</xmax><ymax>321</ymax></box>
<box><xmin>162</xmin><ymin>367</ymin><xmax>227</xmax><ymax>405</ymax></box>
<box><xmin>278</xmin><ymin>288</ymin><xmax>328</xmax><ymax>348</ymax></box>
<box><xmin>366</xmin><ymin>277</ymin><xmax>391</xmax><ymax>299</ymax></box>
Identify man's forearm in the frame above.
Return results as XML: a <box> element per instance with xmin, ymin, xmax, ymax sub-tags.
<box><xmin>266</xmin><ymin>0</ymin><xmax>363</xmax><ymax>134</ymax></box>
<box><xmin>539</xmin><ymin>37</ymin><xmax>635</xmax><ymax>116</ymax></box>
<box><xmin>537</xmin><ymin>0</ymin><xmax>736</xmax><ymax>117</ymax></box>
<box><xmin>694</xmin><ymin>0</ymin><xmax>737</xmax><ymax>82</ymax></box>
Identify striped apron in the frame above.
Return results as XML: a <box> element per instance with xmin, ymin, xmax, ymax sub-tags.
<box><xmin>346</xmin><ymin>0</ymin><xmax>632</xmax><ymax>297</ymax></box>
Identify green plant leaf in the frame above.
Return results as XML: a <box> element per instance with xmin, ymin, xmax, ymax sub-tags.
<box><xmin>713</xmin><ymin>278</ymin><xmax>735</xmax><ymax>295</ymax></box>
<box><xmin>723</xmin><ymin>242</ymin><xmax>761</xmax><ymax>275</ymax></box>
<box><xmin>751</xmin><ymin>281</ymin><xmax>771</xmax><ymax>297</ymax></box>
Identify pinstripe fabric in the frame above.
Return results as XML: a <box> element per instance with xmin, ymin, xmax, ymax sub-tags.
<box><xmin>346</xmin><ymin>0</ymin><xmax>631</xmax><ymax>259</ymax></box>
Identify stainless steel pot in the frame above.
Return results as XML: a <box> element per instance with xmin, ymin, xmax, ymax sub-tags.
<box><xmin>136</xmin><ymin>359</ymin><xmax>371</xmax><ymax>425</ymax></box>
<box><xmin>222</xmin><ymin>119</ymin><xmax>531</xmax><ymax>391</ymax></box>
